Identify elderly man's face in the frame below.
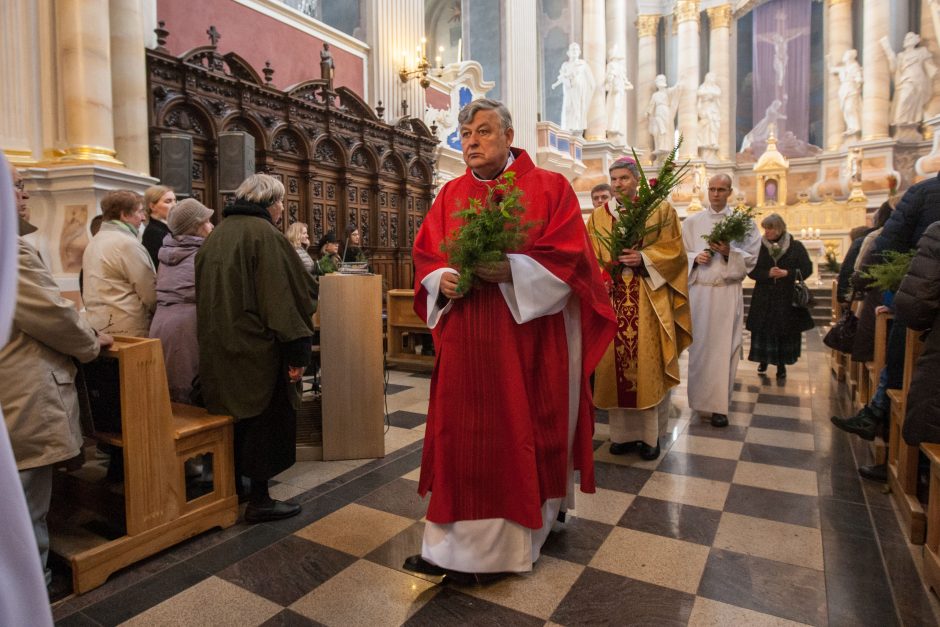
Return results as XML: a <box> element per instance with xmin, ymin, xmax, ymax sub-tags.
<box><xmin>610</xmin><ymin>167</ymin><xmax>638</xmax><ymax>199</ymax></box>
<box><xmin>9</xmin><ymin>165</ymin><xmax>29</xmax><ymax>220</ymax></box>
<box><xmin>707</xmin><ymin>176</ymin><xmax>732</xmax><ymax>211</ymax></box>
<box><xmin>460</xmin><ymin>108</ymin><xmax>513</xmax><ymax>180</ymax></box>
<box><xmin>591</xmin><ymin>189</ymin><xmax>611</xmax><ymax>208</ymax></box>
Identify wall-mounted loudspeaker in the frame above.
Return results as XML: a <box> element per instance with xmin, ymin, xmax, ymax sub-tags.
<box><xmin>218</xmin><ymin>132</ymin><xmax>255</xmax><ymax>193</ymax></box>
<box><xmin>159</xmin><ymin>134</ymin><xmax>193</xmax><ymax>197</ymax></box>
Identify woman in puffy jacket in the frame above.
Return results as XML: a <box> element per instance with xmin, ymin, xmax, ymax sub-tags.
<box><xmin>148</xmin><ymin>198</ymin><xmax>214</xmax><ymax>403</ymax></box>
<box><xmin>895</xmin><ymin>221</ymin><xmax>940</xmax><ymax>445</ymax></box>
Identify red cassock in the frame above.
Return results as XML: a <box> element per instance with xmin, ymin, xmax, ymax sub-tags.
<box><xmin>413</xmin><ymin>149</ymin><xmax>616</xmax><ymax>530</ymax></box>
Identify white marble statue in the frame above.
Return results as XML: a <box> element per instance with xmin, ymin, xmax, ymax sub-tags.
<box><xmin>740</xmin><ymin>96</ymin><xmax>787</xmax><ymax>153</ymax></box>
<box><xmin>880</xmin><ymin>32</ymin><xmax>938</xmax><ymax>127</ymax></box>
<box><xmin>828</xmin><ymin>49</ymin><xmax>863</xmax><ymax>136</ymax></box>
<box><xmin>551</xmin><ymin>43</ymin><xmax>595</xmax><ymax>135</ymax></box>
<box><xmin>697</xmin><ymin>73</ymin><xmax>721</xmax><ymax>150</ymax></box>
<box><xmin>647</xmin><ymin>74</ymin><xmax>680</xmax><ymax>154</ymax></box>
<box><xmin>604</xmin><ymin>45</ymin><xmax>633</xmax><ymax>144</ymax></box>
<box><xmin>845</xmin><ymin>147</ymin><xmax>862</xmax><ymax>183</ymax></box>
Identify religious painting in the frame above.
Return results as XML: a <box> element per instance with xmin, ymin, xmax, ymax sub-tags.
<box><xmin>59</xmin><ymin>204</ymin><xmax>89</xmax><ymax>273</ymax></box>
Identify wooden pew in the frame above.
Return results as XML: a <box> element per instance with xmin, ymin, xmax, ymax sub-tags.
<box><xmin>864</xmin><ymin>311</ymin><xmax>893</xmax><ymax>464</ymax></box>
<box><xmin>386</xmin><ymin>288</ymin><xmax>433</xmax><ymax>370</ymax></box>
<box><xmin>51</xmin><ymin>336</ymin><xmax>238</xmax><ymax>593</ymax></box>
<box><xmin>829</xmin><ymin>280</ymin><xmax>849</xmax><ymax>381</ymax></box>
<box><xmin>887</xmin><ymin>328</ymin><xmax>927</xmax><ymax>544</ymax></box>
<box><xmin>921</xmin><ymin>443</ymin><xmax>940</xmax><ymax>598</ymax></box>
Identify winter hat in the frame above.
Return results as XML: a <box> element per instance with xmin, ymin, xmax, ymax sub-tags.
<box><xmin>317</xmin><ymin>230</ymin><xmax>338</xmax><ymax>250</ymax></box>
<box><xmin>168</xmin><ymin>198</ymin><xmax>213</xmax><ymax>236</ymax></box>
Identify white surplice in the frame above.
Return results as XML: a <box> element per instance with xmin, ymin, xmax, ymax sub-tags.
<box><xmin>681</xmin><ymin>206</ymin><xmax>761</xmax><ymax>416</ymax></box>
<box><xmin>419</xmin><ymin>254</ymin><xmax>579</xmax><ymax>573</ymax></box>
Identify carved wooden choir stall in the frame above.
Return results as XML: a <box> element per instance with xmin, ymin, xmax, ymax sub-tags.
<box><xmin>147</xmin><ymin>25</ymin><xmax>439</xmax><ymax>291</ymax></box>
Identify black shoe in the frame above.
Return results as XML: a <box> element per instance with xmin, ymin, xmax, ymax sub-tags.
<box><xmin>757</xmin><ymin>362</ymin><xmax>768</xmax><ymax>374</ymax></box>
<box><xmin>556</xmin><ymin>510</ymin><xmax>566</xmax><ymax>523</ymax></box>
<box><xmin>830</xmin><ymin>406</ymin><xmax>882</xmax><ymax>441</ymax></box>
<box><xmin>403</xmin><ymin>554</ymin><xmax>446</xmax><ymax>576</ymax></box>
<box><xmin>443</xmin><ymin>570</ymin><xmax>509</xmax><ymax>586</ymax></box>
<box><xmin>638</xmin><ymin>440</ymin><xmax>661</xmax><ymax>461</ymax></box>
<box><xmin>710</xmin><ymin>413</ymin><xmax>729</xmax><ymax>428</ymax></box>
<box><xmin>858</xmin><ymin>463</ymin><xmax>887</xmax><ymax>483</ymax></box>
<box><xmin>609</xmin><ymin>441</ymin><xmax>637</xmax><ymax>455</ymax></box>
<box><xmin>776</xmin><ymin>366</ymin><xmax>787</xmax><ymax>380</ymax></box>
<box><xmin>244</xmin><ymin>499</ymin><xmax>301</xmax><ymax>523</ymax></box>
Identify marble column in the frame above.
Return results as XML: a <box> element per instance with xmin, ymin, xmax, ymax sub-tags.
<box><xmin>1</xmin><ymin>0</ymin><xmax>38</xmax><ymax>164</ymax></box>
<box><xmin>110</xmin><ymin>0</ymin><xmax>150</xmax><ymax>174</ymax></box>
<box><xmin>706</xmin><ymin>4</ymin><xmax>732</xmax><ymax>160</ymax></box>
<box><xmin>861</xmin><ymin>0</ymin><xmax>890</xmax><ymax>140</ymax></box>
<box><xmin>606</xmin><ymin>0</ymin><xmax>628</xmax><ymax>144</ymax></box>
<box><xmin>675</xmin><ymin>0</ymin><xmax>700</xmax><ymax>158</ymax></box>
<box><xmin>921</xmin><ymin>0</ymin><xmax>940</xmax><ymax>120</ymax></box>
<box><xmin>364</xmin><ymin>0</ymin><xmax>425</xmax><ymax>121</ymax></box>
<box><xmin>55</xmin><ymin>0</ymin><xmax>122</xmax><ymax>165</ymax></box>
<box><xmin>582</xmin><ymin>0</ymin><xmax>607</xmax><ymax>141</ymax></box>
<box><xmin>825</xmin><ymin>0</ymin><xmax>853</xmax><ymax>150</ymax></box>
<box><xmin>635</xmin><ymin>15</ymin><xmax>660</xmax><ymax>155</ymax></box>
<box><xmin>501</xmin><ymin>0</ymin><xmax>538</xmax><ymax>152</ymax></box>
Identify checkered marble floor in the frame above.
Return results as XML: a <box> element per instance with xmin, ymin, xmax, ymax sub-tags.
<box><xmin>52</xmin><ymin>331</ymin><xmax>940</xmax><ymax>626</ymax></box>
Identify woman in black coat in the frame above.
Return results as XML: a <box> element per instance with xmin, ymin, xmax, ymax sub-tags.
<box><xmin>896</xmin><ymin>221</ymin><xmax>940</xmax><ymax>445</ymax></box>
<box><xmin>745</xmin><ymin>213</ymin><xmax>815</xmax><ymax>379</ymax></box>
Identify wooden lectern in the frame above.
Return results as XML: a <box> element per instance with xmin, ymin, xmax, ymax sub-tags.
<box><xmin>319</xmin><ymin>274</ymin><xmax>385</xmax><ymax>460</ymax></box>
<box><xmin>51</xmin><ymin>336</ymin><xmax>237</xmax><ymax>593</ymax></box>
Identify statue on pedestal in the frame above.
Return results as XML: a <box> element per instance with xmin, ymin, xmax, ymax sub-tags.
<box><xmin>604</xmin><ymin>45</ymin><xmax>633</xmax><ymax>145</ymax></box>
<box><xmin>696</xmin><ymin>73</ymin><xmax>721</xmax><ymax>150</ymax></box>
<box><xmin>551</xmin><ymin>43</ymin><xmax>595</xmax><ymax>135</ymax></box>
<box><xmin>740</xmin><ymin>96</ymin><xmax>787</xmax><ymax>154</ymax></box>
<box><xmin>828</xmin><ymin>49</ymin><xmax>863</xmax><ymax>136</ymax></box>
<box><xmin>647</xmin><ymin>74</ymin><xmax>679</xmax><ymax>155</ymax></box>
<box><xmin>880</xmin><ymin>32</ymin><xmax>937</xmax><ymax>128</ymax></box>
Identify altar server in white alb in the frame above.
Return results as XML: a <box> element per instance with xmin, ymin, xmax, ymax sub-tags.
<box><xmin>681</xmin><ymin>174</ymin><xmax>761</xmax><ymax>427</ymax></box>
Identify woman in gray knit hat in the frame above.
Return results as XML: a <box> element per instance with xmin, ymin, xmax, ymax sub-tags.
<box><xmin>149</xmin><ymin>198</ymin><xmax>214</xmax><ymax>403</ymax></box>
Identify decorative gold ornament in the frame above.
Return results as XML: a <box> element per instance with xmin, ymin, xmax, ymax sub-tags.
<box><xmin>706</xmin><ymin>5</ymin><xmax>732</xmax><ymax>30</ymax></box>
<box><xmin>58</xmin><ymin>145</ymin><xmax>124</xmax><ymax>166</ymax></box>
<box><xmin>675</xmin><ymin>0</ymin><xmax>700</xmax><ymax>24</ymax></box>
<box><xmin>637</xmin><ymin>14</ymin><xmax>660</xmax><ymax>38</ymax></box>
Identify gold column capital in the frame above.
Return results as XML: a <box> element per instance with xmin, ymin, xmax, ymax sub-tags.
<box><xmin>637</xmin><ymin>14</ymin><xmax>661</xmax><ymax>38</ymax></box>
<box><xmin>675</xmin><ymin>0</ymin><xmax>700</xmax><ymax>24</ymax></box>
<box><xmin>826</xmin><ymin>0</ymin><xmax>851</xmax><ymax>7</ymax></box>
<box><xmin>706</xmin><ymin>4</ymin><xmax>732</xmax><ymax>30</ymax></box>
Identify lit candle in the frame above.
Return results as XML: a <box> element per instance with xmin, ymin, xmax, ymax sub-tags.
<box><xmin>815</xmin><ymin>228</ymin><xmax>821</xmax><ymax>238</ymax></box>
<box><xmin>801</xmin><ymin>228</ymin><xmax>807</xmax><ymax>238</ymax></box>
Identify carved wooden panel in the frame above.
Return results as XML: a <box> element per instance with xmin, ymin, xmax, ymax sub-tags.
<box><xmin>147</xmin><ymin>36</ymin><xmax>437</xmax><ymax>289</ymax></box>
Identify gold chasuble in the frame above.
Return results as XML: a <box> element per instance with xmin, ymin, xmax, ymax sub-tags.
<box><xmin>587</xmin><ymin>201</ymin><xmax>692</xmax><ymax>410</ymax></box>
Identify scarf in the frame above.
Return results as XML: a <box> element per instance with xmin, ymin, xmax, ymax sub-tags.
<box><xmin>761</xmin><ymin>231</ymin><xmax>791</xmax><ymax>261</ymax></box>
<box><xmin>223</xmin><ymin>199</ymin><xmax>274</xmax><ymax>224</ymax></box>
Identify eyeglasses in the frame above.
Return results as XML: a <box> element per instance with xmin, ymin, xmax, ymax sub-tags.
<box><xmin>13</xmin><ymin>180</ymin><xmax>25</xmax><ymax>192</ymax></box>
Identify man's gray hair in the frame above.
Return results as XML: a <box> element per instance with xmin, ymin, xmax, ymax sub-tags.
<box><xmin>760</xmin><ymin>212</ymin><xmax>787</xmax><ymax>232</ymax></box>
<box><xmin>457</xmin><ymin>98</ymin><xmax>513</xmax><ymax>132</ymax></box>
<box><xmin>234</xmin><ymin>173</ymin><xmax>285</xmax><ymax>207</ymax></box>
<box><xmin>609</xmin><ymin>156</ymin><xmax>639</xmax><ymax>179</ymax></box>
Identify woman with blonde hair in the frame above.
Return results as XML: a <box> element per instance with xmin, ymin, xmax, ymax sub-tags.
<box><xmin>286</xmin><ymin>222</ymin><xmax>315</xmax><ymax>274</ymax></box>
<box><xmin>142</xmin><ymin>185</ymin><xmax>176</xmax><ymax>268</ymax></box>
<box><xmin>82</xmin><ymin>190</ymin><xmax>156</xmax><ymax>336</ymax></box>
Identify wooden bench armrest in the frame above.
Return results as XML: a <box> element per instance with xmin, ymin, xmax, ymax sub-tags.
<box><xmin>887</xmin><ymin>389</ymin><xmax>903</xmax><ymax>405</ymax></box>
<box><xmin>171</xmin><ymin>403</ymin><xmax>233</xmax><ymax>440</ymax></box>
<box><xmin>922</xmin><ymin>443</ymin><xmax>940</xmax><ymax>466</ymax></box>
<box><xmin>93</xmin><ymin>432</ymin><xmax>123</xmax><ymax>447</ymax></box>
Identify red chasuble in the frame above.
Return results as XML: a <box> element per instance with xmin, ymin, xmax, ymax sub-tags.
<box><xmin>413</xmin><ymin>149</ymin><xmax>615</xmax><ymax>530</ymax></box>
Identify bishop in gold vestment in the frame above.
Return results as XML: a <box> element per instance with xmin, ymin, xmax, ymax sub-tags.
<box><xmin>587</xmin><ymin>157</ymin><xmax>692</xmax><ymax>458</ymax></box>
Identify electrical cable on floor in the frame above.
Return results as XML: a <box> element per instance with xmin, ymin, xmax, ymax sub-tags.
<box><xmin>383</xmin><ymin>355</ymin><xmax>391</xmax><ymax>434</ymax></box>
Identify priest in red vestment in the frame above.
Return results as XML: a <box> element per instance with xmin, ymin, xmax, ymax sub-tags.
<box><xmin>404</xmin><ymin>99</ymin><xmax>615</xmax><ymax>581</ymax></box>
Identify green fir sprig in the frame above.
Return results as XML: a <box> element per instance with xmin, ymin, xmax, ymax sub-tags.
<box><xmin>702</xmin><ymin>205</ymin><xmax>757</xmax><ymax>254</ymax></box>
<box><xmin>591</xmin><ymin>139</ymin><xmax>690</xmax><ymax>268</ymax></box>
<box><xmin>861</xmin><ymin>249</ymin><xmax>915</xmax><ymax>293</ymax></box>
<box><xmin>442</xmin><ymin>170</ymin><xmax>536</xmax><ymax>295</ymax></box>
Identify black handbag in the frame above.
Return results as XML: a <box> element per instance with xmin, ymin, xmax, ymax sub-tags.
<box><xmin>823</xmin><ymin>309</ymin><xmax>858</xmax><ymax>352</ymax></box>
<box><xmin>792</xmin><ymin>268</ymin><xmax>815</xmax><ymax>309</ymax></box>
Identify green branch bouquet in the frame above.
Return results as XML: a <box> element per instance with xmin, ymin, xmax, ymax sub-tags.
<box><xmin>861</xmin><ymin>249</ymin><xmax>915</xmax><ymax>293</ymax></box>
<box><xmin>442</xmin><ymin>170</ymin><xmax>537</xmax><ymax>295</ymax></box>
<box><xmin>591</xmin><ymin>139</ymin><xmax>690</xmax><ymax>270</ymax></box>
<box><xmin>702</xmin><ymin>205</ymin><xmax>758</xmax><ymax>256</ymax></box>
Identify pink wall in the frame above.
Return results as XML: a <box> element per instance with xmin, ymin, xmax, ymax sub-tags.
<box><xmin>425</xmin><ymin>86</ymin><xmax>450</xmax><ymax>110</ymax></box>
<box><xmin>158</xmin><ymin>0</ymin><xmax>364</xmax><ymax>95</ymax></box>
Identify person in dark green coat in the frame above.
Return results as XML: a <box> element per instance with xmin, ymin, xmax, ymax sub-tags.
<box><xmin>196</xmin><ymin>173</ymin><xmax>316</xmax><ymax>523</ymax></box>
